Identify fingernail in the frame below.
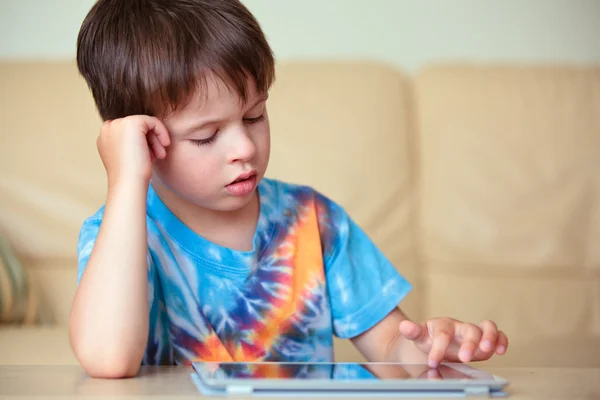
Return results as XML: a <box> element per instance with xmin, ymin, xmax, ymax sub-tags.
<box><xmin>497</xmin><ymin>346</ymin><xmax>506</xmax><ymax>354</ymax></box>
<box><xmin>428</xmin><ymin>360</ymin><xmax>438</xmax><ymax>368</ymax></box>
<box><xmin>460</xmin><ymin>350</ymin><xmax>471</xmax><ymax>361</ymax></box>
<box><xmin>482</xmin><ymin>340</ymin><xmax>491</xmax><ymax>350</ymax></box>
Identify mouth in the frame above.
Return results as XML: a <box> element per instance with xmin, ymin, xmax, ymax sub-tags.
<box><xmin>226</xmin><ymin>170</ymin><xmax>258</xmax><ymax>196</ymax></box>
<box><xmin>230</xmin><ymin>171</ymin><xmax>257</xmax><ymax>185</ymax></box>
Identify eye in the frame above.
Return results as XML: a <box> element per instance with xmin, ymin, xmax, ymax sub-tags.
<box><xmin>190</xmin><ymin>130</ymin><xmax>218</xmax><ymax>146</ymax></box>
<box><xmin>244</xmin><ymin>114</ymin><xmax>265</xmax><ymax>124</ymax></box>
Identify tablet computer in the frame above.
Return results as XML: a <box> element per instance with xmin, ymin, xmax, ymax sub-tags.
<box><xmin>191</xmin><ymin>361</ymin><xmax>509</xmax><ymax>397</ymax></box>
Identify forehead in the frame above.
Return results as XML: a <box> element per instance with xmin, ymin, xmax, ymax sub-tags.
<box><xmin>176</xmin><ymin>73</ymin><xmax>261</xmax><ymax>116</ymax></box>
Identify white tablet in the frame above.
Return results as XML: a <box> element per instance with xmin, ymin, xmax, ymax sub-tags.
<box><xmin>191</xmin><ymin>361</ymin><xmax>509</xmax><ymax>397</ymax></box>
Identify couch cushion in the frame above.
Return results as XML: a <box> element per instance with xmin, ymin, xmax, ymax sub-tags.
<box><xmin>0</xmin><ymin>326</ymin><xmax>78</xmax><ymax>365</ymax></box>
<box><xmin>0</xmin><ymin>235</ymin><xmax>42</xmax><ymax>324</ymax></box>
<box><xmin>0</xmin><ymin>326</ymin><xmax>364</xmax><ymax>366</ymax></box>
<box><xmin>423</xmin><ymin>263</ymin><xmax>600</xmax><ymax>368</ymax></box>
<box><xmin>25</xmin><ymin>258</ymin><xmax>78</xmax><ymax>325</ymax></box>
<box><xmin>415</xmin><ymin>65</ymin><xmax>600</xmax><ymax>367</ymax></box>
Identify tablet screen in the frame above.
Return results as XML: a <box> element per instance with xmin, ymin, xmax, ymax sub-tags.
<box><xmin>201</xmin><ymin>362</ymin><xmax>478</xmax><ymax>381</ymax></box>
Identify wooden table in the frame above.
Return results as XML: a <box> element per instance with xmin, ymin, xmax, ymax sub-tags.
<box><xmin>0</xmin><ymin>366</ymin><xmax>598</xmax><ymax>399</ymax></box>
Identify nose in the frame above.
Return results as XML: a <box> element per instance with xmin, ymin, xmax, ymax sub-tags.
<box><xmin>229</xmin><ymin>127</ymin><xmax>256</xmax><ymax>163</ymax></box>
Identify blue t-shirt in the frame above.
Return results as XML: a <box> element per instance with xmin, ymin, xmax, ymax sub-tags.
<box><xmin>77</xmin><ymin>177</ymin><xmax>412</xmax><ymax>365</ymax></box>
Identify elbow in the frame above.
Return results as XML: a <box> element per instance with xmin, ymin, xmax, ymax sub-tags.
<box><xmin>76</xmin><ymin>349</ymin><xmax>141</xmax><ymax>379</ymax></box>
<box><xmin>70</xmin><ymin>331</ymin><xmax>142</xmax><ymax>379</ymax></box>
<box><xmin>68</xmin><ymin>302</ymin><xmax>147</xmax><ymax>379</ymax></box>
<box><xmin>80</xmin><ymin>356</ymin><xmax>141</xmax><ymax>379</ymax></box>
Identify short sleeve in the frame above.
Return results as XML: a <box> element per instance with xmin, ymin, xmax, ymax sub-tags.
<box><xmin>316</xmin><ymin>193</ymin><xmax>412</xmax><ymax>339</ymax></box>
<box><xmin>76</xmin><ymin>206</ymin><xmax>155</xmax><ymax>289</ymax></box>
<box><xmin>76</xmin><ymin>207</ymin><xmax>105</xmax><ymax>284</ymax></box>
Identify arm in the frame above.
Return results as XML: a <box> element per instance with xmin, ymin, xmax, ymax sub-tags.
<box><xmin>69</xmin><ymin>116</ymin><xmax>170</xmax><ymax>378</ymax></box>
<box><xmin>351</xmin><ymin>307</ymin><xmax>509</xmax><ymax>369</ymax></box>
<box><xmin>69</xmin><ymin>181</ymin><xmax>149</xmax><ymax>378</ymax></box>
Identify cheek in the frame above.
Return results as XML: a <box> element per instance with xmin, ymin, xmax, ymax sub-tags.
<box><xmin>256</xmin><ymin>123</ymin><xmax>271</xmax><ymax>160</ymax></box>
<box><xmin>262</xmin><ymin>134</ymin><xmax>271</xmax><ymax>163</ymax></box>
<box><xmin>153</xmin><ymin>143</ymin><xmax>217</xmax><ymax>185</ymax></box>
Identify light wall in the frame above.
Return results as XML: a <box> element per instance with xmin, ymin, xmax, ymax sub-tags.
<box><xmin>1</xmin><ymin>0</ymin><xmax>599</xmax><ymax>71</ymax></box>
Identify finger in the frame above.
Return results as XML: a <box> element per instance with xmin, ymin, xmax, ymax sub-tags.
<box><xmin>478</xmin><ymin>320</ymin><xmax>498</xmax><ymax>352</ymax></box>
<box><xmin>495</xmin><ymin>331</ymin><xmax>508</xmax><ymax>355</ymax></box>
<box><xmin>428</xmin><ymin>323</ymin><xmax>453</xmax><ymax>368</ymax></box>
<box><xmin>399</xmin><ymin>320</ymin><xmax>427</xmax><ymax>342</ymax></box>
<box><xmin>417</xmin><ymin>367</ymin><xmax>441</xmax><ymax>380</ymax></box>
<box><xmin>148</xmin><ymin>133</ymin><xmax>164</xmax><ymax>159</ymax></box>
<box><xmin>143</xmin><ymin>116</ymin><xmax>171</xmax><ymax>147</ymax></box>
<box><xmin>427</xmin><ymin>368</ymin><xmax>441</xmax><ymax>380</ymax></box>
<box><xmin>148</xmin><ymin>133</ymin><xmax>166</xmax><ymax>159</ymax></box>
<box><xmin>458</xmin><ymin>324</ymin><xmax>482</xmax><ymax>363</ymax></box>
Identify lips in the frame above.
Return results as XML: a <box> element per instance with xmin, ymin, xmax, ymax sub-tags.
<box><xmin>226</xmin><ymin>171</ymin><xmax>258</xmax><ymax>196</ymax></box>
<box><xmin>231</xmin><ymin>171</ymin><xmax>256</xmax><ymax>184</ymax></box>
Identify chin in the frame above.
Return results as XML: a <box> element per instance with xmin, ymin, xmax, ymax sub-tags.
<box><xmin>219</xmin><ymin>192</ymin><xmax>258</xmax><ymax>212</ymax></box>
<box><xmin>186</xmin><ymin>189</ymin><xmax>256</xmax><ymax>213</ymax></box>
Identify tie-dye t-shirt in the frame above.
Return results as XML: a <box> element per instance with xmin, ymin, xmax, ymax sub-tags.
<box><xmin>76</xmin><ymin>177</ymin><xmax>412</xmax><ymax>365</ymax></box>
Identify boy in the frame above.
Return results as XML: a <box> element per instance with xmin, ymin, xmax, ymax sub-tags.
<box><xmin>71</xmin><ymin>0</ymin><xmax>508</xmax><ymax>379</ymax></box>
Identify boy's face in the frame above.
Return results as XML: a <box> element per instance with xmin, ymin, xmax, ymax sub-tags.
<box><xmin>151</xmin><ymin>74</ymin><xmax>270</xmax><ymax>213</ymax></box>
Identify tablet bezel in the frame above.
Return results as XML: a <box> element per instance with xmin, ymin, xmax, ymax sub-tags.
<box><xmin>191</xmin><ymin>361</ymin><xmax>509</xmax><ymax>393</ymax></box>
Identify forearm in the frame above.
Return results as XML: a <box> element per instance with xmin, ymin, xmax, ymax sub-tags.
<box><xmin>69</xmin><ymin>181</ymin><xmax>149</xmax><ymax>378</ymax></box>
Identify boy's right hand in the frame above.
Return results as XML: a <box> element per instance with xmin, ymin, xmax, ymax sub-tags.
<box><xmin>97</xmin><ymin>115</ymin><xmax>171</xmax><ymax>186</ymax></box>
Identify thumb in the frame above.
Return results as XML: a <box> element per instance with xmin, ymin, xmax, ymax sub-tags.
<box><xmin>399</xmin><ymin>320</ymin><xmax>428</xmax><ymax>342</ymax></box>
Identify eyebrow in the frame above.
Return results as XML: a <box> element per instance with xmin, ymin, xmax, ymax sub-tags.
<box><xmin>178</xmin><ymin>94</ymin><xmax>269</xmax><ymax>136</ymax></box>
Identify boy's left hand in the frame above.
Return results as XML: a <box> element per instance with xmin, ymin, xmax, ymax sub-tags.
<box><xmin>399</xmin><ymin>318</ymin><xmax>508</xmax><ymax>368</ymax></box>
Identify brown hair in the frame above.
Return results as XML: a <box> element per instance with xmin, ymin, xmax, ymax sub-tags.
<box><xmin>76</xmin><ymin>0</ymin><xmax>275</xmax><ymax>120</ymax></box>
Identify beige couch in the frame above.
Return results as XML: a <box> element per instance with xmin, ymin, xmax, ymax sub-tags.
<box><xmin>1</xmin><ymin>60</ymin><xmax>599</xmax><ymax>368</ymax></box>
